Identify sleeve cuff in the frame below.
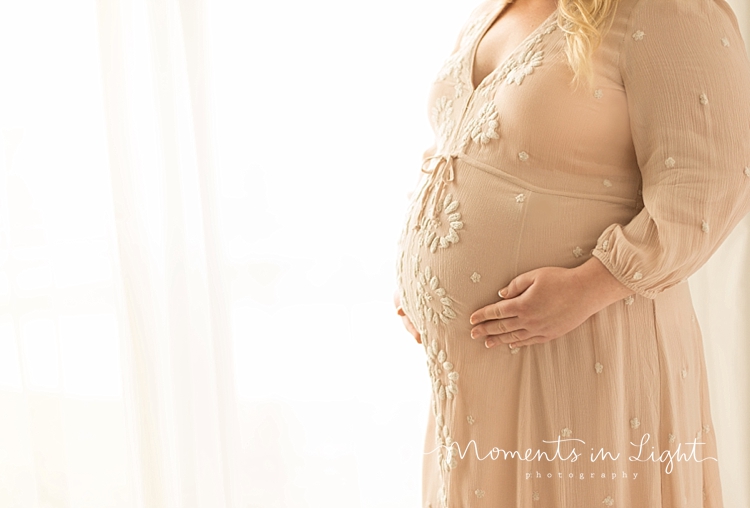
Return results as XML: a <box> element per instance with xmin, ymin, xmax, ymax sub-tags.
<box><xmin>590</xmin><ymin>246</ymin><xmax>661</xmax><ymax>300</ymax></box>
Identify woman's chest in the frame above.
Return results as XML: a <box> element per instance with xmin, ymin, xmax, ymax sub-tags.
<box><xmin>425</xmin><ymin>12</ymin><xmax>635</xmax><ymax>181</ymax></box>
<box><xmin>472</xmin><ymin>2</ymin><xmax>559</xmax><ymax>90</ymax></box>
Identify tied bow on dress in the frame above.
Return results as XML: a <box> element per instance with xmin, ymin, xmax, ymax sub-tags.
<box><xmin>413</xmin><ymin>152</ymin><xmax>459</xmax><ymax>232</ymax></box>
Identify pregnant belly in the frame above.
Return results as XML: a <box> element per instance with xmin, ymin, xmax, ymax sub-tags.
<box><xmin>396</xmin><ymin>157</ymin><xmax>638</xmax><ymax>343</ymax></box>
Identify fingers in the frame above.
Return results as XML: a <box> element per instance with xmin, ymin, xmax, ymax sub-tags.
<box><xmin>488</xmin><ymin>334</ymin><xmax>546</xmax><ymax>349</ymax></box>
<box><xmin>481</xmin><ymin>328</ymin><xmax>530</xmax><ymax>346</ymax></box>
<box><xmin>469</xmin><ymin>300</ymin><xmax>518</xmax><ymax>325</ymax></box>
<box><xmin>470</xmin><ymin>316</ymin><xmax>523</xmax><ymax>340</ymax></box>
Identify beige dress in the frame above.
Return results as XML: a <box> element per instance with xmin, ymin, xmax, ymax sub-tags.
<box><xmin>394</xmin><ymin>0</ymin><xmax>750</xmax><ymax>506</ymax></box>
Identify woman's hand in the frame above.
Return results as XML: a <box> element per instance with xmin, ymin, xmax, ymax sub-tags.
<box><xmin>469</xmin><ymin>257</ymin><xmax>634</xmax><ymax>348</ymax></box>
<box><xmin>394</xmin><ymin>289</ymin><xmax>421</xmax><ymax>344</ymax></box>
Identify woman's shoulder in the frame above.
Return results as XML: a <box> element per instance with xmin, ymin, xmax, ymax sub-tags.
<box><xmin>619</xmin><ymin>0</ymin><xmax>742</xmax><ymax>35</ymax></box>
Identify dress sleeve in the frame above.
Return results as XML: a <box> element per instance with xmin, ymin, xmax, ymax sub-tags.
<box><xmin>590</xmin><ymin>0</ymin><xmax>750</xmax><ymax>299</ymax></box>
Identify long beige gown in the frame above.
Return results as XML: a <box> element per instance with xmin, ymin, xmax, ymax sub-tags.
<box><xmin>394</xmin><ymin>0</ymin><xmax>750</xmax><ymax>505</ymax></box>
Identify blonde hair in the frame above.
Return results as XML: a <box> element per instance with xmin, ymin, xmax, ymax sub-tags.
<box><xmin>554</xmin><ymin>0</ymin><xmax>619</xmax><ymax>92</ymax></box>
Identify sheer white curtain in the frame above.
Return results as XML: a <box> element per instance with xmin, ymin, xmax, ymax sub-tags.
<box><xmin>0</xmin><ymin>0</ymin><xmax>748</xmax><ymax>507</ymax></box>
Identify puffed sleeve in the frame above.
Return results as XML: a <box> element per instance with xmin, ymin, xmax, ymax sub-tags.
<box><xmin>590</xmin><ymin>0</ymin><xmax>750</xmax><ymax>299</ymax></box>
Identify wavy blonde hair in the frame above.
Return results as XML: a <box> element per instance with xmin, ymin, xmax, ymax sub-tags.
<box><xmin>554</xmin><ymin>0</ymin><xmax>619</xmax><ymax>92</ymax></box>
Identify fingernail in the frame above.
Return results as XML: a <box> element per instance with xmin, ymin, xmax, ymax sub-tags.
<box><xmin>499</xmin><ymin>288</ymin><xmax>508</xmax><ymax>298</ymax></box>
<box><xmin>485</xmin><ymin>339</ymin><xmax>493</xmax><ymax>348</ymax></box>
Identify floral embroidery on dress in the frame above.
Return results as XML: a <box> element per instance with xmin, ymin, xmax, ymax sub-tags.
<box><xmin>681</xmin><ymin>368</ymin><xmax>688</xmax><ymax>378</ymax></box>
<box><xmin>415</xmin><ymin>263</ymin><xmax>457</xmax><ymax>325</ymax></box>
<box><xmin>632</xmin><ymin>29</ymin><xmax>645</xmax><ymax>41</ymax></box>
<box><xmin>431</xmin><ymin>96</ymin><xmax>456</xmax><ymax>152</ymax></box>
<box><xmin>633</xmin><ymin>271</ymin><xmax>643</xmax><ymax>280</ymax></box>
<box><xmin>532</xmin><ymin>490</ymin><xmax>540</xmax><ymax>501</ymax></box>
<box><xmin>466</xmin><ymin>101</ymin><xmax>500</xmax><ymax>145</ymax></box>
<box><xmin>699</xmin><ymin>93</ymin><xmax>708</xmax><ymax>105</ymax></box>
<box><xmin>505</xmin><ymin>49</ymin><xmax>545</xmax><ymax>85</ymax></box>
<box><xmin>624</xmin><ymin>295</ymin><xmax>634</xmax><ymax>305</ymax></box>
<box><xmin>602</xmin><ymin>495</ymin><xmax>615</xmax><ymax>506</ymax></box>
<box><xmin>470</xmin><ymin>272</ymin><xmax>481</xmax><ymax>283</ymax></box>
<box><xmin>721</xmin><ymin>37</ymin><xmax>730</xmax><ymax>47</ymax></box>
<box><xmin>426</xmin><ymin>343</ymin><xmax>460</xmax><ymax>401</ymax></box>
<box><xmin>515</xmin><ymin>193</ymin><xmax>526</xmax><ymax>203</ymax></box>
<box><xmin>477</xmin><ymin>21</ymin><xmax>558</xmax><ymax>99</ymax></box>
<box><xmin>630</xmin><ymin>417</ymin><xmax>641</xmax><ymax>429</ymax></box>
<box><xmin>423</xmin><ymin>330</ymin><xmax>460</xmax><ymax>487</ymax></box>
<box><xmin>434</xmin><ymin>11</ymin><xmax>493</xmax><ymax>99</ymax></box>
<box><xmin>561</xmin><ymin>427</ymin><xmax>572</xmax><ymax>437</ymax></box>
<box><xmin>518</xmin><ymin>151</ymin><xmax>529</xmax><ymax>161</ymax></box>
<box><xmin>701</xmin><ymin>220</ymin><xmax>709</xmax><ymax>233</ymax></box>
<box><xmin>603</xmin><ymin>179</ymin><xmax>612</xmax><ymax>187</ymax></box>
<box><xmin>744</xmin><ymin>166</ymin><xmax>750</xmax><ymax>177</ymax></box>
<box><xmin>418</xmin><ymin>193</ymin><xmax>464</xmax><ymax>253</ymax></box>
<box><xmin>595</xmin><ymin>362</ymin><xmax>603</xmax><ymax>373</ymax></box>
<box><xmin>573</xmin><ymin>246</ymin><xmax>584</xmax><ymax>258</ymax></box>
<box><xmin>665</xmin><ymin>157</ymin><xmax>676</xmax><ymax>168</ymax></box>
<box><xmin>669</xmin><ymin>433</ymin><xmax>676</xmax><ymax>444</ymax></box>
<box><xmin>467</xmin><ymin>415</ymin><xmax>475</xmax><ymax>424</ymax></box>
<box><xmin>594</xmin><ymin>88</ymin><xmax>603</xmax><ymax>99</ymax></box>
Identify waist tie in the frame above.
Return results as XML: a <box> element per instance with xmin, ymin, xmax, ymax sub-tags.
<box><xmin>413</xmin><ymin>152</ymin><xmax>458</xmax><ymax>230</ymax></box>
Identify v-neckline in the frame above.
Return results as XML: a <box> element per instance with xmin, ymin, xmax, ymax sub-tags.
<box><xmin>468</xmin><ymin>1</ymin><xmax>559</xmax><ymax>92</ymax></box>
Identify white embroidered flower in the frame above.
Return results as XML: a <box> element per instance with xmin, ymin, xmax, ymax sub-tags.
<box><xmin>603</xmin><ymin>495</ymin><xmax>615</xmax><ymax>506</ymax></box>
<box><xmin>415</xmin><ymin>263</ymin><xmax>457</xmax><ymax>325</ymax></box>
<box><xmin>419</xmin><ymin>193</ymin><xmax>464</xmax><ymax>253</ymax></box>
<box><xmin>474</xmin><ymin>489</ymin><xmax>485</xmax><ymax>498</ymax></box>
<box><xmin>510</xmin><ymin>346</ymin><xmax>520</xmax><ymax>354</ymax></box>
<box><xmin>624</xmin><ymin>295</ymin><xmax>634</xmax><ymax>305</ymax></box>
<box><xmin>470</xmin><ymin>272</ymin><xmax>481</xmax><ymax>283</ymax></box>
<box><xmin>594</xmin><ymin>88</ymin><xmax>603</xmax><ymax>99</ymax></box>
<box><xmin>515</xmin><ymin>193</ymin><xmax>525</xmax><ymax>203</ymax></box>
<box><xmin>467</xmin><ymin>102</ymin><xmax>500</xmax><ymax>145</ymax></box>
<box><xmin>561</xmin><ymin>427</ymin><xmax>572</xmax><ymax>437</ymax></box>
<box><xmin>426</xmin><ymin>341</ymin><xmax>459</xmax><ymax>401</ymax></box>
<box><xmin>505</xmin><ymin>50</ymin><xmax>545</xmax><ymax>85</ymax></box>
<box><xmin>744</xmin><ymin>166</ymin><xmax>750</xmax><ymax>177</ymax></box>
<box><xmin>633</xmin><ymin>271</ymin><xmax>643</xmax><ymax>280</ymax></box>
<box><xmin>518</xmin><ymin>151</ymin><xmax>529</xmax><ymax>161</ymax></box>
<box><xmin>532</xmin><ymin>490</ymin><xmax>540</xmax><ymax>501</ymax></box>
<box><xmin>603</xmin><ymin>179</ymin><xmax>612</xmax><ymax>187</ymax></box>
<box><xmin>721</xmin><ymin>37</ymin><xmax>730</xmax><ymax>47</ymax></box>
<box><xmin>669</xmin><ymin>433</ymin><xmax>675</xmax><ymax>444</ymax></box>
<box><xmin>699</xmin><ymin>93</ymin><xmax>708</xmax><ymax>105</ymax></box>
<box><xmin>477</xmin><ymin>22</ymin><xmax>556</xmax><ymax>98</ymax></box>
<box><xmin>601</xmin><ymin>239</ymin><xmax>609</xmax><ymax>251</ymax></box>
<box><xmin>467</xmin><ymin>415</ymin><xmax>475</xmax><ymax>424</ymax></box>
<box><xmin>631</xmin><ymin>417</ymin><xmax>641</xmax><ymax>429</ymax></box>
<box><xmin>431</xmin><ymin>96</ymin><xmax>456</xmax><ymax>152</ymax></box>
<box><xmin>595</xmin><ymin>362</ymin><xmax>603</xmax><ymax>374</ymax></box>
<box><xmin>632</xmin><ymin>29</ymin><xmax>645</xmax><ymax>41</ymax></box>
<box><xmin>703</xmin><ymin>424</ymin><xmax>710</xmax><ymax>434</ymax></box>
<box><xmin>573</xmin><ymin>246</ymin><xmax>584</xmax><ymax>258</ymax></box>
<box><xmin>681</xmin><ymin>368</ymin><xmax>688</xmax><ymax>378</ymax></box>
<box><xmin>701</xmin><ymin>220</ymin><xmax>709</xmax><ymax>233</ymax></box>
<box><xmin>436</xmin><ymin>51</ymin><xmax>465</xmax><ymax>84</ymax></box>
<box><xmin>665</xmin><ymin>157</ymin><xmax>676</xmax><ymax>168</ymax></box>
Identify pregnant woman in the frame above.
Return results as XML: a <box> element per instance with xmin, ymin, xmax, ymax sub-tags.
<box><xmin>393</xmin><ymin>0</ymin><xmax>750</xmax><ymax>505</ymax></box>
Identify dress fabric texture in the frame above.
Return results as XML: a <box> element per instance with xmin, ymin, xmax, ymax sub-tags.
<box><xmin>394</xmin><ymin>0</ymin><xmax>750</xmax><ymax>506</ymax></box>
